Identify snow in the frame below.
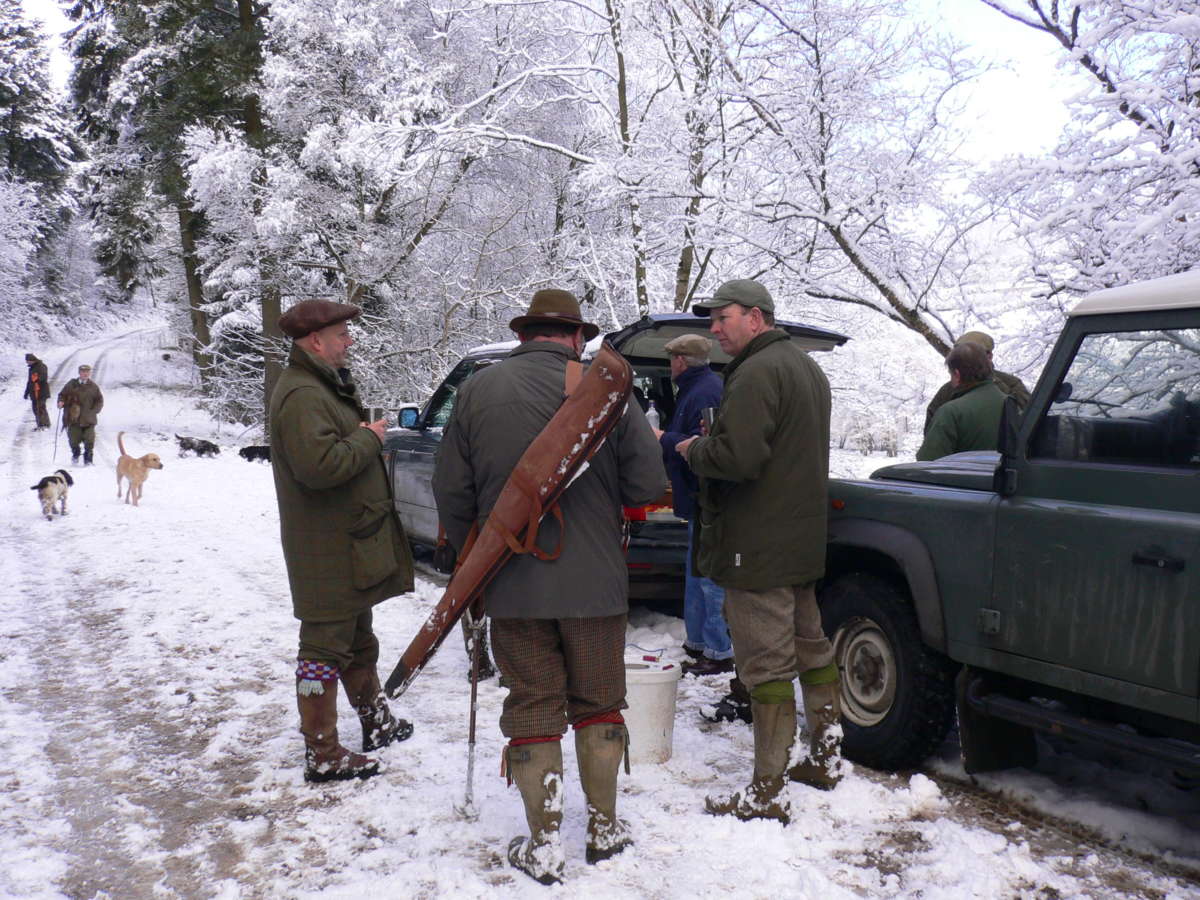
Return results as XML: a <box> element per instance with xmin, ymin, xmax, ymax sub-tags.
<box><xmin>2</xmin><ymin>320</ymin><xmax>1197</xmax><ymax>898</ymax></box>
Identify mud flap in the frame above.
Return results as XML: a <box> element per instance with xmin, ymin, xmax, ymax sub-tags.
<box><xmin>956</xmin><ymin>667</ymin><xmax>1038</xmax><ymax>774</ymax></box>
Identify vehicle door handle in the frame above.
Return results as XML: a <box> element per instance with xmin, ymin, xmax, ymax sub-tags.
<box><xmin>1131</xmin><ymin>551</ymin><xmax>1185</xmax><ymax>573</ymax></box>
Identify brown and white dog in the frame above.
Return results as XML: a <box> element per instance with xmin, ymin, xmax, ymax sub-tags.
<box><xmin>116</xmin><ymin>432</ymin><xmax>164</xmax><ymax>506</ymax></box>
<box><xmin>30</xmin><ymin>469</ymin><xmax>73</xmax><ymax>521</ymax></box>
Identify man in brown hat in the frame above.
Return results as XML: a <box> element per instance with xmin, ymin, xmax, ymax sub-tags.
<box><xmin>676</xmin><ymin>278</ymin><xmax>844</xmax><ymax>825</ymax></box>
<box><xmin>432</xmin><ymin>288</ymin><xmax>665</xmax><ymax>885</ymax></box>
<box><xmin>57</xmin><ymin>364</ymin><xmax>103</xmax><ymax>464</ymax></box>
<box><xmin>23</xmin><ymin>353</ymin><xmax>50</xmax><ymax>430</ymax></box>
<box><xmin>923</xmin><ymin>330</ymin><xmax>1030</xmax><ymax>434</ymax></box>
<box><xmin>269</xmin><ymin>299</ymin><xmax>416</xmax><ymax>783</ymax></box>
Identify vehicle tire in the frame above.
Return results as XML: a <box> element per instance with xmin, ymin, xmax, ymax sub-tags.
<box><xmin>819</xmin><ymin>572</ymin><xmax>958</xmax><ymax>771</ymax></box>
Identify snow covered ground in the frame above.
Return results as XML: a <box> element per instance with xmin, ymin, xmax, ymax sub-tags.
<box><xmin>2</xmin><ymin>322</ymin><xmax>1197</xmax><ymax>899</ymax></box>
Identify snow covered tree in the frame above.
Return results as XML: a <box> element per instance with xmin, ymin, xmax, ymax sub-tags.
<box><xmin>0</xmin><ymin>0</ymin><xmax>81</xmax><ymax>241</ymax></box>
<box><xmin>980</xmin><ymin>0</ymin><xmax>1200</xmax><ymax>300</ymax></box>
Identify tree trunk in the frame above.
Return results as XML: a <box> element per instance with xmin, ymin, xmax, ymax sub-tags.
<box><xmin>176</xmin><ymin>204</ymin><xmax>211</xmax><ymax>380</ymax></box>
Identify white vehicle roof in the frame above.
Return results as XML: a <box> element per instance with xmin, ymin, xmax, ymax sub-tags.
<box><xmin>1070</xmin><ymin>268</ymin><xmax>1200</xmax><ymax>317</ymax></box>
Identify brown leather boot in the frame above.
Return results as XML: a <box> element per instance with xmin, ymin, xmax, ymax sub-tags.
<box><xmin>705</xmin><ymin>697</ymin><xmax>794</xmax><ymax>824</ymax></box>
<box><xmin>575</xmin><ymin>722</ymin><xmax>632</xmax><ymax>864</ymax></box>
<box><xmin>504</xmin><ymin>740</ymin><xmax>565</xmax><ymax>885</ymax></box>
<box><xmin>789</xmin><ymin>678</ymin><xmax>844</xmax><ymax>790</ymax></box>
<box><xmin>340</xmin><ymin>665</ymin><xmax>414</xmax><ymax>752</ymax></box>
<box><xmin>296</xmin><ymin>672</ymin><xmax>380</xmax><ymax>783</ymax></box>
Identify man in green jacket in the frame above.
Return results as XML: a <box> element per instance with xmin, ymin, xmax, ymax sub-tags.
<box><xmin>917</xmin><ymin>341</ymin><xmax>1006</xmax><ymax>461</ymax></box>
<box><xmin>677</xmin><ymin>278</ymin><xmax>843</xmax><ymax>826</ymax></box>
<box><xmin>57</xmin><ymin>364</ymin><xmax>103</xmax><ymax>465</ymax></box>
<box><xmin>270</xmin><ymin>299</ymin><xmax>415</xmax><ymax>784</ymax></box>
<box><xmin>433</xmin><ymin>289</ymin><xmax>665</xmax><ymax>885</ymax></box>
<box><xmin>923</xmin><ymin>330</ymin><xmax>1029</xmax><ymax>434</ymax></box>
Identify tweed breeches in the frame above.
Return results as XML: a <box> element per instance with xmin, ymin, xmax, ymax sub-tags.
<box><xmin>490</xmin><ymin>614</ymin><xmax>628</xmax><ymax>739</ymax></box>
<box><xmin>723</xmin><ymin>582</ymin><xmax>834</xmax><ymax>689</ymax></box>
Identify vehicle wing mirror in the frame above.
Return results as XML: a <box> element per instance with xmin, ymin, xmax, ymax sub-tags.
<box><xmin>1054</xmin><ymin>381</ymin><xmax>1073</xmax><ymax>403</ymax></box>
<box><xmin>993</xmin><ymin>395</ymin><xmax>1021</xmax><ymax>496</ymax></box>
<box><xmin>399</xmin><ymin>408</ymin><xmax>419</xmax><ymax>429</ymax></box>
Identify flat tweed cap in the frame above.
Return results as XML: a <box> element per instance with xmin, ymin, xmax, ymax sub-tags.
<box><xmin>956</xmin><ymin>330</ymin><xmax>995</xmax><ymax>353</ymax></box>
<box><xmin>508</xmin><ymin>288</ymin><xmax>599</xmax><ymax>340</ymax></box>
<box><xmin>278</xmin><ymin>300</ymin><xmax>361</xmax><ymax>339</ymax></box>
<box><xmin>692</xmin><ymin>278</ymin><xmax>775</xmax><ymax>317</ymax></box>
<box><xmin>663</xmin><ymin>333</ymin><xmax>712</xmax><ymax>358</ymax></box>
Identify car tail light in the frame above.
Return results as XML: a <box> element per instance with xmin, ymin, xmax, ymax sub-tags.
<box><xmin>623</xmin><ymin>505</ymin><xmax>647</xmax><ymax>522</ymax></box>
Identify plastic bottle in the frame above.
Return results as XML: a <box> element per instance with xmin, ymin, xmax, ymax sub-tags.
<box><xmin>645</xmin><ymin>400</ymin><xmax>660</xmax><ymax>430</ymax></box>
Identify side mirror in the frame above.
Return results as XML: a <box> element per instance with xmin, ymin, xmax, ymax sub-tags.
<box><xmin>399</xmin><ymin>408</ymin><xmax>419</xmax><ymax>429</ymax></box>
<box><xmin>1054</xmin><ymin>381</ymin><xmax>1073</xmax><ymax>403</ymax></box>
<box><xmin>993</xmin><ymin>395</ymin><xmax>1021</xmax><ymax>496</ymax></box>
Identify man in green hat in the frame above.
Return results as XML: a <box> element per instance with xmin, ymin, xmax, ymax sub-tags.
<box><xmin>677</xmin><ymin>278</ymin><xmax>844</xmax><ymax>826</ymax></box>
<box><xmin>923</xmin><ymin>330</ymin><xmax>1029</xmax><ymax>434</ymax></box>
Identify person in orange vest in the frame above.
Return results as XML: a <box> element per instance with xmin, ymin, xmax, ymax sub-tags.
<box><xmin>23</xmin><ymin>353</ymin><xmax>51</xmax><ymax>430</ymax></box>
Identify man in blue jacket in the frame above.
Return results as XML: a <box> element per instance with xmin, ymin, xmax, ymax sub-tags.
<box><xmin>655</xmin><ymin>334</ymin><xmax>734</xmax><ymax>676</ymax></box>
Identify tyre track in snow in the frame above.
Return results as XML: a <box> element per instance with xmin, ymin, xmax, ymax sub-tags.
<box><xmin>0</xmin><ymin>325</ymin><xmax>289</xmax><ymax>898</ymax></box>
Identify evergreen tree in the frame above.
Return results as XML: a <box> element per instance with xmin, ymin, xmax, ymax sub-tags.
<box><xmin>0</xmin><ymin>0</ymin><xmax>82</xmax><ymax>240</ymax></box>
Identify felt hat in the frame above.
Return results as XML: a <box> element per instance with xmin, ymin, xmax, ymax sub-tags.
<box><xmin>508</xmin><ymin>289</ymin><xmax>599</xmax><ymax>340</ymax></box>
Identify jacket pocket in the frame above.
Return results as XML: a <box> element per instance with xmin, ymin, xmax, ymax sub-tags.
<box><xmin>349</xmin><ymin>499</ymin><xmax>398</xmax><ymax>590</ymax></box>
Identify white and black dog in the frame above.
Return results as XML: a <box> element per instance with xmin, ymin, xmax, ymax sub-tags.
<box><xmin>31</xmin><ymin>469</ymin><xmax>74</xmax><ymax>521</ymax></box>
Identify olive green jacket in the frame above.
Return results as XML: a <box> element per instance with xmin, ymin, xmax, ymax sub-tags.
<box><xmin>916</xmin><ymin>380</ymin><xmax>1006</xmax><ymax>461</ymax></box>
<box><xmin>269</xmin><ymin>346</ymin><xmax>413</xmax><ymax>622</ymax></box>
<box><xmin>687</xmin><ymin>330</ymin><xmax>831</xmax><ymax>590</ymax></box>
<box><xmin>924</xmin><ymin>370</ymin><xmax>1029</xmax><ymax>434</ymax></box>
<box><xmin>432</xmin><ymin>341</ymin><xmax>666</xmax><ymax>619</ymax></box>
<box><xmin>57</xmin><ymin>379</ymin><xmax>103</xmax><ymax>426</ymax></box>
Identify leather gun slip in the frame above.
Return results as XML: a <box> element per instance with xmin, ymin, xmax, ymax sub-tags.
<box><xmin>385</xmin><ymin>341</ymin><xmax>633</xmax><ymax>698</ymax></box>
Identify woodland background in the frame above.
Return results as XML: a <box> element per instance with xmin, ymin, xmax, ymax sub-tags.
<box><xmin>3</xmin><ymin>0</ymin><xmax>1197</xmax><ymax>450</ymax></box>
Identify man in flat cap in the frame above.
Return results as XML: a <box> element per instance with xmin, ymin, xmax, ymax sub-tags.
<box><xmin>676</xmin><ymin>278</ymin><xmax>844</xmax><ymax>824</ymax></box>
<box><xmin>654</xmin><ymin>334</ymin><xmax>733</xmax><ymax>678</ymax></box>
<box><xmin>917</xmin><ymin>341</ymin><xmax>1006</xmax><ymax>460</ymax></box>
<box><xmin>269</xmin><ymin>299</ymin><xmax>415</xmax><ymax>784</ymax></box>
<box><xmin>923</xmin><ymin>330</ymin><xmax>1030</xmax><ymax>434</ymax></box>
<box><xmin>433</xmin><ymin>288</ymin><xmax>664</xmax><ymax>884</ymax></box>
<box><xmin>23</xmin><ymin>353</ymin><xmax>50</xmax><ymax>430</ymax></box>
<box><xmin>57</xmin><ymin>364</ymin><xmax>103</xmax><ymax>464</ymax></box>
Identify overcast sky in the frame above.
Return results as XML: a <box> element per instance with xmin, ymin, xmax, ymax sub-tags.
<box><xmin>22</xmin><ymin>0</ymin><xmax>1077</xmax><ymax>159</ymax></box>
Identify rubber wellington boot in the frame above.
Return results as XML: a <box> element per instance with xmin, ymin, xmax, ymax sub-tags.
<box><xmin>297</xmin><ymin>675</ymin><xmax>380</xmax><ymax>783</ymax></box>
<box><xmin>504</xmin><ymin>740</ymin><xmax>565</xmax><ymax>885</ymax></box>
<box><xmin>789</xmin><ymin>676</ymin><xmax>844</xmax><ymax>791</ymax></box>
<box><xmin>340</xmin><ymin>665</ymin><xmax>414</xmax><ymax>752</ymax></box>
<box><xmin>576</xmin><ymin>722</ymin><xmax>632</xmax><ymax>864</ymax></box>
<box><xmin>705</xmin><ymin>697</ymin><xmax>795</xmax><ymax>824</ymax></box>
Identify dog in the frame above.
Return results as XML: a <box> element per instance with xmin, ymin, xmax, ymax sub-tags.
<box><xmin>238</xmin><ymin>445</ymin><xmax>271</xmax><ymax>463</ymax></box>
<box><xmin>30</xmin><ymin>469</ymin><xmax>74</xmax><ymax>521</ymax></box>
<box><xmin>116</xmin><ymin>431</ymin><xmax>164</xmax><ymax>506</ymax></box>
<box><xmin>175</xmin><ymin>433</ymin><xmax>220</xmax><ymax>458</ymax></box>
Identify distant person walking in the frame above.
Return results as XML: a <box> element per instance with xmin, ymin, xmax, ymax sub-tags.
<box><xmin>924</xmin><ymin>330</ymin><xmax>1029</xmax><ymax>434</ymax></box>
<box><xmin>653</xmin><ymin>333</ymin><xmax>733</xmax><ymax>677</ymax></box>
<box><xmin>57</xmin><ymin>364</ymin><xmax>103</xmax><ymax>465</ymax></box>
<box><xmin>270</xmin><ymin>299</ymin><xmax>416</xmax><ymax>783</ymax></box>
<box><xmin>917</xmin><ymin>341</ymin><xmax>1006</xmax><ymax>461</ymax></box>
<box><xmin>23</xmin><ymin>353</ymin><xmax>50</xmax><ymax>430</ymax></box>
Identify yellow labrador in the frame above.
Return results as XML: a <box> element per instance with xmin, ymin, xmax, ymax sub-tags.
<box><xmin>116</xmin><ymin>431</ymin><xmax>164</xmax><ymax>506</ymax></box>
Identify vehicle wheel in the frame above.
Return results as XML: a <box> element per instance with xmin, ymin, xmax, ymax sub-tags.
<box><xmin>819</xmin><ymin>572</ymin><xmax>957</xmax><ymax>771</ymax></box>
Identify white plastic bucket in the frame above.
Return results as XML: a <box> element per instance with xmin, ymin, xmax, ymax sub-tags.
<box><xmin>624</xmin><ymin>658</ymin><xmax>683</xmax><ymax>764</ymax></box>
